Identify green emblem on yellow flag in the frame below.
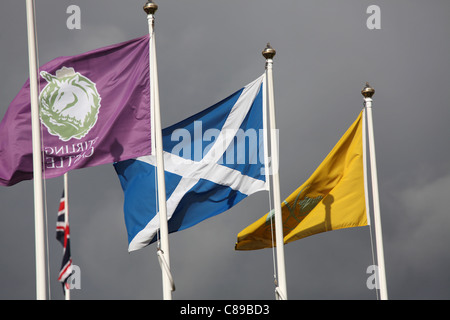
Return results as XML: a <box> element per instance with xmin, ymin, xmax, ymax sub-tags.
<box><xmin>235</xmin><ymin>110</ymin><xmax>369</xmax><ymax>250</ymax></box>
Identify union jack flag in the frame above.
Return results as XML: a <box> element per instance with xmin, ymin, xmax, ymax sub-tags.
<box><xmin>56</xmin><ymin>190</ymin><xmax>72</xmax><ymax>291</ymax></box>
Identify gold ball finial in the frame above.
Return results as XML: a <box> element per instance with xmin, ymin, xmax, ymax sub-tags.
<box><xmin>143</xmin><ymin>1</ymin><xmax>158</xmax><ymax>15</ymax></box>
<box><xmin>361</xmin><ymin>82</ymin><xmax>375</xmax><ymax>98</ymax></box>
<box><xmin>262</xmin><ymin>43</ymin><xmax>276</xmax><ymax>60</ymax></box>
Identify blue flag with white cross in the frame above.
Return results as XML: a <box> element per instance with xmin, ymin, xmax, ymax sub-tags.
<box><xmin>114</xmin><ymin>75</ymin><xmax>269</xmax><ymax>251</ymax></box>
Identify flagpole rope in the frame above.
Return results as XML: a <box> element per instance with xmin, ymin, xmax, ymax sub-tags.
<box><xmin>266</xmin><ymin>153</ymin><xmax>277</xmax><ymax>288</ymax></box>
<box><xmin>269</xmin><ymin>191</ymin><xmax>278</xmax><ymax>293</ymax></box>
<box><xmin>33</xmin><ymin>0</ymin><xmax>52</xmax><ymax>299</ymax></box>
<box><xmin>154</xmin><ymin>165</ymin><xmax>160</xmax><ymax>246</ymax></box>
<box><xmin>157</xmin><ymin>249</ymin><xmax>175</xmax><ymax>292</ymax></box>
<box><xmin>275</xmin><ymin>286</ymin><xmax>286</xmax><ymax>300</ymax></box>
<box><xmin>154</xmin><ymin>159</ymin><xmax>175</xmax><ymax>294</ymax></box>
<box><xmin>368</xmin><ymin>215</ymin><xmax>379</xmax><ymax>300</ymax></box>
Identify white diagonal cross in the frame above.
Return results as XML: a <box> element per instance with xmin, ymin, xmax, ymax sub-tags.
<box><xmin>129</xmin><ymin>75</ymin><xmax>267</xmax><ymax>251</ymax></box>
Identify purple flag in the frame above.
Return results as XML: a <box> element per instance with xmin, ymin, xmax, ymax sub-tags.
<box><xmin>0</xmin><ymin>35</ymin><xmax>151</xmax><ymax>186</ymax></box>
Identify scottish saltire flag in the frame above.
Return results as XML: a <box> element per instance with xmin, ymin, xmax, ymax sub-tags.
<box><xmin>114</xmin><ymin>75</ymin><xmax>269</xmax><ymax>251</ymax></box>
<box><xmin>56</xmin><ymin>191</ymin><xmax>72</xmax><ymax>289</ymax></box>
<box><xmin>0</xmin><ymin>35</ymin><xmax>151</xmax><ymax>186</ymax></box>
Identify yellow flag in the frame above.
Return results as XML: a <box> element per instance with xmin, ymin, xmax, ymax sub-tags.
<box><xmin>235</xmin><ymin>110</ymin><xmax>369</xmax><ymax>250</ymax></box>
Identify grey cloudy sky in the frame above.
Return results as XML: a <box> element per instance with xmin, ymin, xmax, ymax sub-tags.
<box><xmin>1</xmin><ymin>0</ymin><xmax>450</xmax><ymax>300</ymax></box>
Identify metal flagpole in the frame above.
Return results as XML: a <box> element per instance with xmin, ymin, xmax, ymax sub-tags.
<box><xmin>143</xmin><ymin>1</ymin><xmax>173</xmax><ymax>300</ymax></box>
<box><xmin>262</xmin><ymin>44</ymin><xmax>288</xmax><ymax>300</ymax></box>
<box><xmin>63</xmin><ymin>173</ymin><xmax>70</xmax><ymax>300</ymax></box>
<box><xmin>362</xmin><ymin>83</ymin><xmax>388</xmax><ymax>300</ymax></box>
<box><xmin>25</xmin><ymin>0</ymin><xmax>47</xmax><ymax>300</ymax></box>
